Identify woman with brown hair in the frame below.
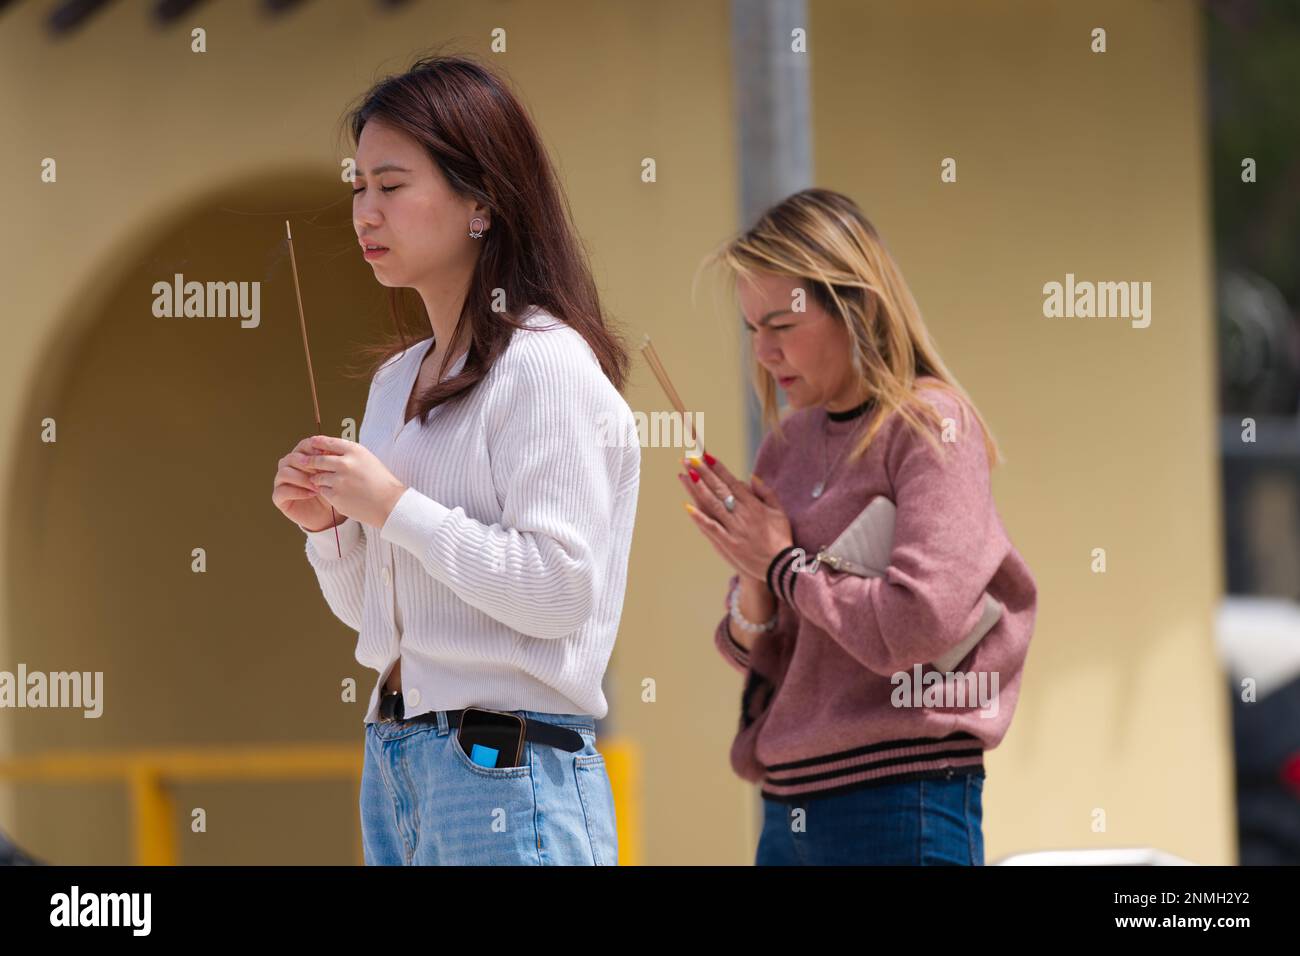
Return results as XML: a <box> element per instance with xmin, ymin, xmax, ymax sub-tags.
<box><xmin>270</xmin><ymin>54</ymin><xmax>640</xmax><ymax>865</ymax></box>
<box><xmin>682</xmin><ymin>188</ymin><xmax>1038</xmax><ymax>865</ymax></box>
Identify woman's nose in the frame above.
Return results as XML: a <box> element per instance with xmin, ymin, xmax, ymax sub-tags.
<box><xmin>353</xmin><ymin>197</ymin><xmax>381</xmax><ymax>228</ymax></box>
<box><xmin>754</xmin><ymin>333</ymin><xmax>781</xmax><ymax>364</ymax></box>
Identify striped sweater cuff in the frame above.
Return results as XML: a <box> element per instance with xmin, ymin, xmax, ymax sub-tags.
<box><xmin>301</xmin><ymin>515</ymin><xmax>363</xmax><ymax>560</ymax></box>
<box><xmin>765</xmin><ymin>546</ymin><xmax>801</xmax><ymax>605</ymax></box>
<box><xmin>716</xmin><ymin>613</ymin><xmax>752</xmax><ymax>671</ymax></box>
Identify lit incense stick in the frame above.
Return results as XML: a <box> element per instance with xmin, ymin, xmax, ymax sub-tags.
<box><xmin>638</xmin><ymin>334</ymin><xmax>701</xmax><ymax>455</ymax></box>
<box><xmin>285</xmin><ymin>219</ymin><xmax>342</xmax><ymax>557</ymax></box>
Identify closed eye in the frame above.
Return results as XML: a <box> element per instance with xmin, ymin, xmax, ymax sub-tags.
<box><xmin>351</xmin><ymin>185</ymin><xmax>401</xmax><ymax>195</ymax></box>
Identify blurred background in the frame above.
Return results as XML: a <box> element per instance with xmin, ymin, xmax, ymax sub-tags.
<box><xmin>1208</xmin><ymin>0</ymin><xmax>1300</xmax><ymax>866</ymax></box>
<box><xmin>0</xmin><ymin>0</ymin><xmax>1294</xmax><ymax>866</ymax></box>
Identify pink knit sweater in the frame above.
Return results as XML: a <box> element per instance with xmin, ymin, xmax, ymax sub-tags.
<box><xmin>713</xmin><ymin>377</ymin><xmax>1037</xmax><ymax>802</ymax></box>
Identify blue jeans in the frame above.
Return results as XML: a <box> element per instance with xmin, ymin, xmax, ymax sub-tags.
<box><xmin>360</xmin><ymin>709</ymin><xmax>618</xmax><ymax>865</ymax></box>
<box><xmin>756</xmin><ymin>772</ymin><xmax>985</xmax><ymax>865</ymax></box>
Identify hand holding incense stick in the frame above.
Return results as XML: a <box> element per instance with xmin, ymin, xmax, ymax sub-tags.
<box><xmin>285</xmin><ymin>219</ymin><xmax>342</xmax><ymax>557</ymax></box>
<box><xmin>638</xmin><ymin>334</ymin><xmax>702</xmax><ymax>455</ymax></box>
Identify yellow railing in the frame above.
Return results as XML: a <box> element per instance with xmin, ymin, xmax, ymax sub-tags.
<box><xmin>0</xmin><ymin>737</ymin><xmax>639</xmax><ymax>865</ymax></box>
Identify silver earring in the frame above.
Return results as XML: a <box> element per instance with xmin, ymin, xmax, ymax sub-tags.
<box><xmin>469</xmin><ymin>217</ymin><xmax>485</xmax><ymax>238</ymax></box>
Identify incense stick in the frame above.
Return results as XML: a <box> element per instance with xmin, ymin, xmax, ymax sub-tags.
<box><xmin>638</xmin><ymin>334</ymin><xmax>701</xmax><ymax>455</ymax></box>
<box><xmin>285</xmin><ymin>220</ymin><xmax>342</xmax><ymax>557</ymax></box>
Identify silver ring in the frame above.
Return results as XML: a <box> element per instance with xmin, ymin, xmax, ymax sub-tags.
<box><xmin>723</xmin><ymin>494</ymin><xmax>736</xmax><ymax>513</ymax></box>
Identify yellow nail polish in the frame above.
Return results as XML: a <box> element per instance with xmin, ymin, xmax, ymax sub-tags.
<box><xmin>684</xmin><ymin>503</ymin><xmax>696</xmax><ymax>515</ymax></box>
<box><xmin>689</xmin><ymin>456</ymin><xmax>702</xmax><ymax>468</ymax></box>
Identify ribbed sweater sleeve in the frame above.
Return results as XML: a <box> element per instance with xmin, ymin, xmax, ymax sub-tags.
<box><xmin>300</xmin><ymin>374</ymin><xmax>383</xmax><ymax>633</ymax></box>
<box><xmin>301</xmin><ymin>516</ymin><xmax>367</xmax><ymax>632</ymax></box>
<box><xmin>776</xmin><ymin>388</ymin><xmax>1007</xmax><ymax>676</ymax></box>
<box><xmin>379</xmin><ymin>327</ymin><xmax>623</xmax><ymax>640</ymax></box>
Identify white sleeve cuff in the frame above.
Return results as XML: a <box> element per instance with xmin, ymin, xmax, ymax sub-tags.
<box><xmin>301</xmin><ymin>515</ymin><xmax>363</xmax><ymax>558</ymax></box>
<box><xmin>380</xmin><ymin>486</ymin><xmax>453</xmax><ymax>558</ymax></box>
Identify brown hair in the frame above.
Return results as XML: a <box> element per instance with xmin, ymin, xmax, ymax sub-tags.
<box><xmin>696</xmin><ymin>188</ymin><xmax>1001</xmax><ymax>467</ymax></box>
<box><xmin>338</xmin><ymin>52</ymin><xmax>629</xmax><ymax>421</ymax></box>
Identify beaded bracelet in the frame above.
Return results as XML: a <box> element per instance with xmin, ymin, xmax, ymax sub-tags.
<box><xmin>729</xmin><ymin>581</ymin><xmax>779</xmax><ymax>633</ymax></box>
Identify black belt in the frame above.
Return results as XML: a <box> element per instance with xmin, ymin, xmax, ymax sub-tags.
<box><xmin>377</xmin><ymin>691</ymin><xmax>586</xmax><ymax>753</ymax></box>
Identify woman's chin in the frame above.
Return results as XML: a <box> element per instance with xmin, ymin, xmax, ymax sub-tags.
<box><xmin>784</xmin><ymin>391</ymin><xmax>831</xmax><ymax>413</ymax></box>
<box><xmin>780</xmin><ymin>385</ymin><xmax>808</xmax><ymax>408</ymax></box>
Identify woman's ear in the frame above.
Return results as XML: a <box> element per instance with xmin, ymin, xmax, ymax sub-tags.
<box><xmin>472</xmin><ymin>203</ymin><xmax>492</xmax><ymax>232</ymax></box>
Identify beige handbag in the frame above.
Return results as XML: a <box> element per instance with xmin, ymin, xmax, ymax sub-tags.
<box><xmin>797</xmin><ymin>496</ymin><xmax>1003</xmax><ymax>672</ymax></box>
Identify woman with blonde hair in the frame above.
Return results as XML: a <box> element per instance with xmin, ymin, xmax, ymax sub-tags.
<box><xmin>681</xmin><ymin>188</ymin><xmax>1037</xmax><ymax>865</ymax></box>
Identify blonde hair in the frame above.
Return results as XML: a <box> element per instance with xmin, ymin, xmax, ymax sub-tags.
<box><xmin>695</xmin><ymin>188</ymin><xmax>1001</xmax><ymax>467</ymax></box>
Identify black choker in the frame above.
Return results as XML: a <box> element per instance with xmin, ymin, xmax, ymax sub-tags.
<box><xmin>826</xmin><ymin>397</ymin><xmax>874</xmax><ymax>422</ymax></box>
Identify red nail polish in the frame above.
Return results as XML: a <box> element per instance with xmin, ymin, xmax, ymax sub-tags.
<box><xmin>703</xmin><ymin>452</ymin><xmax>716</xmax><ymax>467</ymax></box>
<box><xmin>688</xmin><ymin>467</ymin><xmax>700</xmax><ymax>483</ymax></box>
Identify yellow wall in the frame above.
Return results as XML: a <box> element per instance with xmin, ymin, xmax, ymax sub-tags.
<box><xmin>0</xmin><ymin>0</ymin><xmax>1231</xmax><ymax>865</ymax></box>
<box><xmin>0</xmin><ymin>0</ymin><xmax>747</xmax><ymax>864</ymax></box>
<box><xmin>809</xmin><ymin>0</ymin><xmax>1233</xmax><ymax>863</ymax></box>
